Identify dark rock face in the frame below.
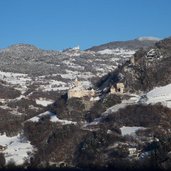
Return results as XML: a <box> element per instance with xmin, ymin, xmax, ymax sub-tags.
<box><xmin>96</xmin><ymin>37</ymin><xmax>171</xmax><ymax>93</ymax></box>
<box><xmin>156</xmin><ymin>37</ymin><xmax>171</xmax><ymax>50</ymax></box>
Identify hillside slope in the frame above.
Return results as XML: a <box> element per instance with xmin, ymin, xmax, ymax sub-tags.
<box><xmin>1</xmin><ymin>37</ymin><xmax>171</xmax><ymax>170</ymax></box>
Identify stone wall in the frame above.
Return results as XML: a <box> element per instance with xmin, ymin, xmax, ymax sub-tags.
<box><xmin>68</xmin><ymin>88</ymin><xmax>95</xmax><ymax>99</ymax></box>
<box><xmin>110</xmin><ymin>83</ymin><xmax>125</xmax><ymax>94</ymax></box>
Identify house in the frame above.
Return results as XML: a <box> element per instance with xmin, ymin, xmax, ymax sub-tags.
<box><xmin>116</xmin><ymin>83</ymin><xmax>125</xmax><ymax>93</ymax></box>
<box><xmin>110</xmin><ymin>83</ymin><xmax>125</xmax><ymax>94</ymax></box>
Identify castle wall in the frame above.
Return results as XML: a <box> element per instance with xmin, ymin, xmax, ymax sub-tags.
<box><xmin>68</xmin><ymin>89</ymin><xmax>95</xmax><ymax>99</ymax></box>
<box><xmin>110</xmin><ymin>87</ymin><xmax>116</xmax><ymax>94</ymax></box>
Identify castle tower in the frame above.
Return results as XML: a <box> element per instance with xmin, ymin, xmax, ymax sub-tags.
<box><xmin>116</xmin><ymin>83</ymin><xmax>124</xmax><ymax>93</ymax></box>
<box><xmin>74</xmin><ymin>77</ymin><xmax>81</xmax><ymax>87</ymax></box>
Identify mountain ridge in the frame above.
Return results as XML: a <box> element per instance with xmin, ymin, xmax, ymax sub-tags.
<box><xmin>0</xmin><ymin>36</ymin><xmax>161</xmax><ymax>52</ymax></box>
<box><xmin>86</xmin><ymin>36</ymin><xmax>161</xmax><ymax>52</ymax></box>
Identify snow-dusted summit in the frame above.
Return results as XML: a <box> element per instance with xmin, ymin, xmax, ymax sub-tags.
<box><xmin>137</xmin><ymin>36</ymin><xmax>161</xmax><ymax>41</ymax></box>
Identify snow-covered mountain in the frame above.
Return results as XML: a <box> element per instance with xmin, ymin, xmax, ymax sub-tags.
<box><xmin>87</xmin><ymin>36</ymin><xmax>159</xmax><ymax>52</ymax></box>
<box><xmin>0</xmin><ymin>36</ymin><xmax>171</xmax><ymax>169</ymax></box>
<box><xmin>137</xmin><ymin>36</ymin><xmax>161</xmax><ymax>41</ymax></box>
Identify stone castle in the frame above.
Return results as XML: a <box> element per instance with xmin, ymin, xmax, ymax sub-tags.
<box><xmin>68</xmin><ymin>79</ymin><xmax>125</xmax><ymax>99</ymax></box>
<box><xmin>68</xmin><ymin>79</ymin><xmax>96</xmax><ymax>99</ymax></box>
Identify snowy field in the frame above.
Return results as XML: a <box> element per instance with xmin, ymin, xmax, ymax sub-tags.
<box><xmin>98</xmin><ymin>48</ymin><xmax>135</xmax><ymax>57</ymax></box>
<box><xmin>27</xmin><ymin>111</ymin><xmax>77</xmax><ymax>125</ymax></box>
<box><xmin>35</xmin><ymin>98</ymin><xmax>54</xmax><ymax>107</ymax></box>
<box><xmin>0</xmin><ymin>133</ymin><xmax>34</xmax><ymax>165</ymax></box>
<box><xmin>0</xmin><ymin>71</ymin><xmax>31</xmax><ymax>93</ymax></box>
<box><xmin>138</xmin><ymin>83</ymin><xmax>171</xmax><ymax>108</ymax></box>
<box><xmin>0</xmin><ymin>71</ymin><xmax>31</xmax><ymax>86</ymax></box>
<box><xmin>120</xmin><ymin>126</ymin><xmax>146</xmax><ymax>136</ymax></box>
<box><xmin>146</xmin><ymin>83</ymin><xmax>171</xmax><ymax>108</ymax></box>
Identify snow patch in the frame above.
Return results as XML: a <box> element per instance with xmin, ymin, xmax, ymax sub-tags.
<box><xmin>39</xmin><ymin>80</ymin><xmax>68</xmax><ymax>91</ymax></box>
<box><xmin>0</xmin><ymin>71</ymin><xmax>31</xmax><ymax>86</ymax></box>
<box><xmin>62</xmin><ymin>60</ymin><xmax>84</xmax><ymax>70</ymax></box>
<box><xmin>138</xmin><ymin>36</ymin><xmax>161</xmax><ymax>41</ymax></box>
<box><xmin>139</xmin><ymin>83</ymin><xmax>171</xmax><ymax>108</ymax></box>
<box><xmin>102</xmin><ymin>96</ymin><xmax>139</xmax><ymax>117</ymax></box>
<box><xmin>0</xmin><ymin>71</ymin><xmax>31</xmax><ymax>93</ymax></box>
<box><xmin>50</xmin><ymin>115</ymin><xmax>77</xmax><ymax>125</ymax></box>
<box><xmin>97</xmin><ymin>48</ymin><xmax>135</xmax><ymax>57</ymax></box>
<box><xmin>27</xmin><ymin>111</ymin><xmax>77</xmax><ymax>125</ymax></box>
<box><xmin>90</xmin><ymin>96</ymin><xmax>100</xmax><ymax>101</ymax></box>
<box><xmin>0</xmin><ymin>133</ymin><xmax>34</xmax><ymax>165</ymax></box>
<box><xmin>35</xmin><ymin>98</ymin><xmax>54</xmax><ymax>107</ymax></box>
<box><xmin>72</xmin><ymin>45</ymin><xmax>80</xmax><ymax>50</ymax></box>
<box><xmin>120</xmin><ymin>126</ymin><xmax>146</xmax><ymax>136</ymax></box>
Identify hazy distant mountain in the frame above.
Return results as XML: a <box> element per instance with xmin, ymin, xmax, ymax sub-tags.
<box><xmin>87</xmin><ymin>36</ymin><xmax>160</xmax><ymax>52</ymax></box>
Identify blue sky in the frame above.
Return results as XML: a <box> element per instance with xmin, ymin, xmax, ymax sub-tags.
<box><xmin>0</xmin><ymin>0</ymin><xmax>171</xmax><ymax>50</ymax></box>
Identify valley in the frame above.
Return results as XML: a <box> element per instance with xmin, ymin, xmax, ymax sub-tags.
<box><xmin>0</xmin><ymin>37</ymin><xmax>171</xmax><ymax>170</ymax></box>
